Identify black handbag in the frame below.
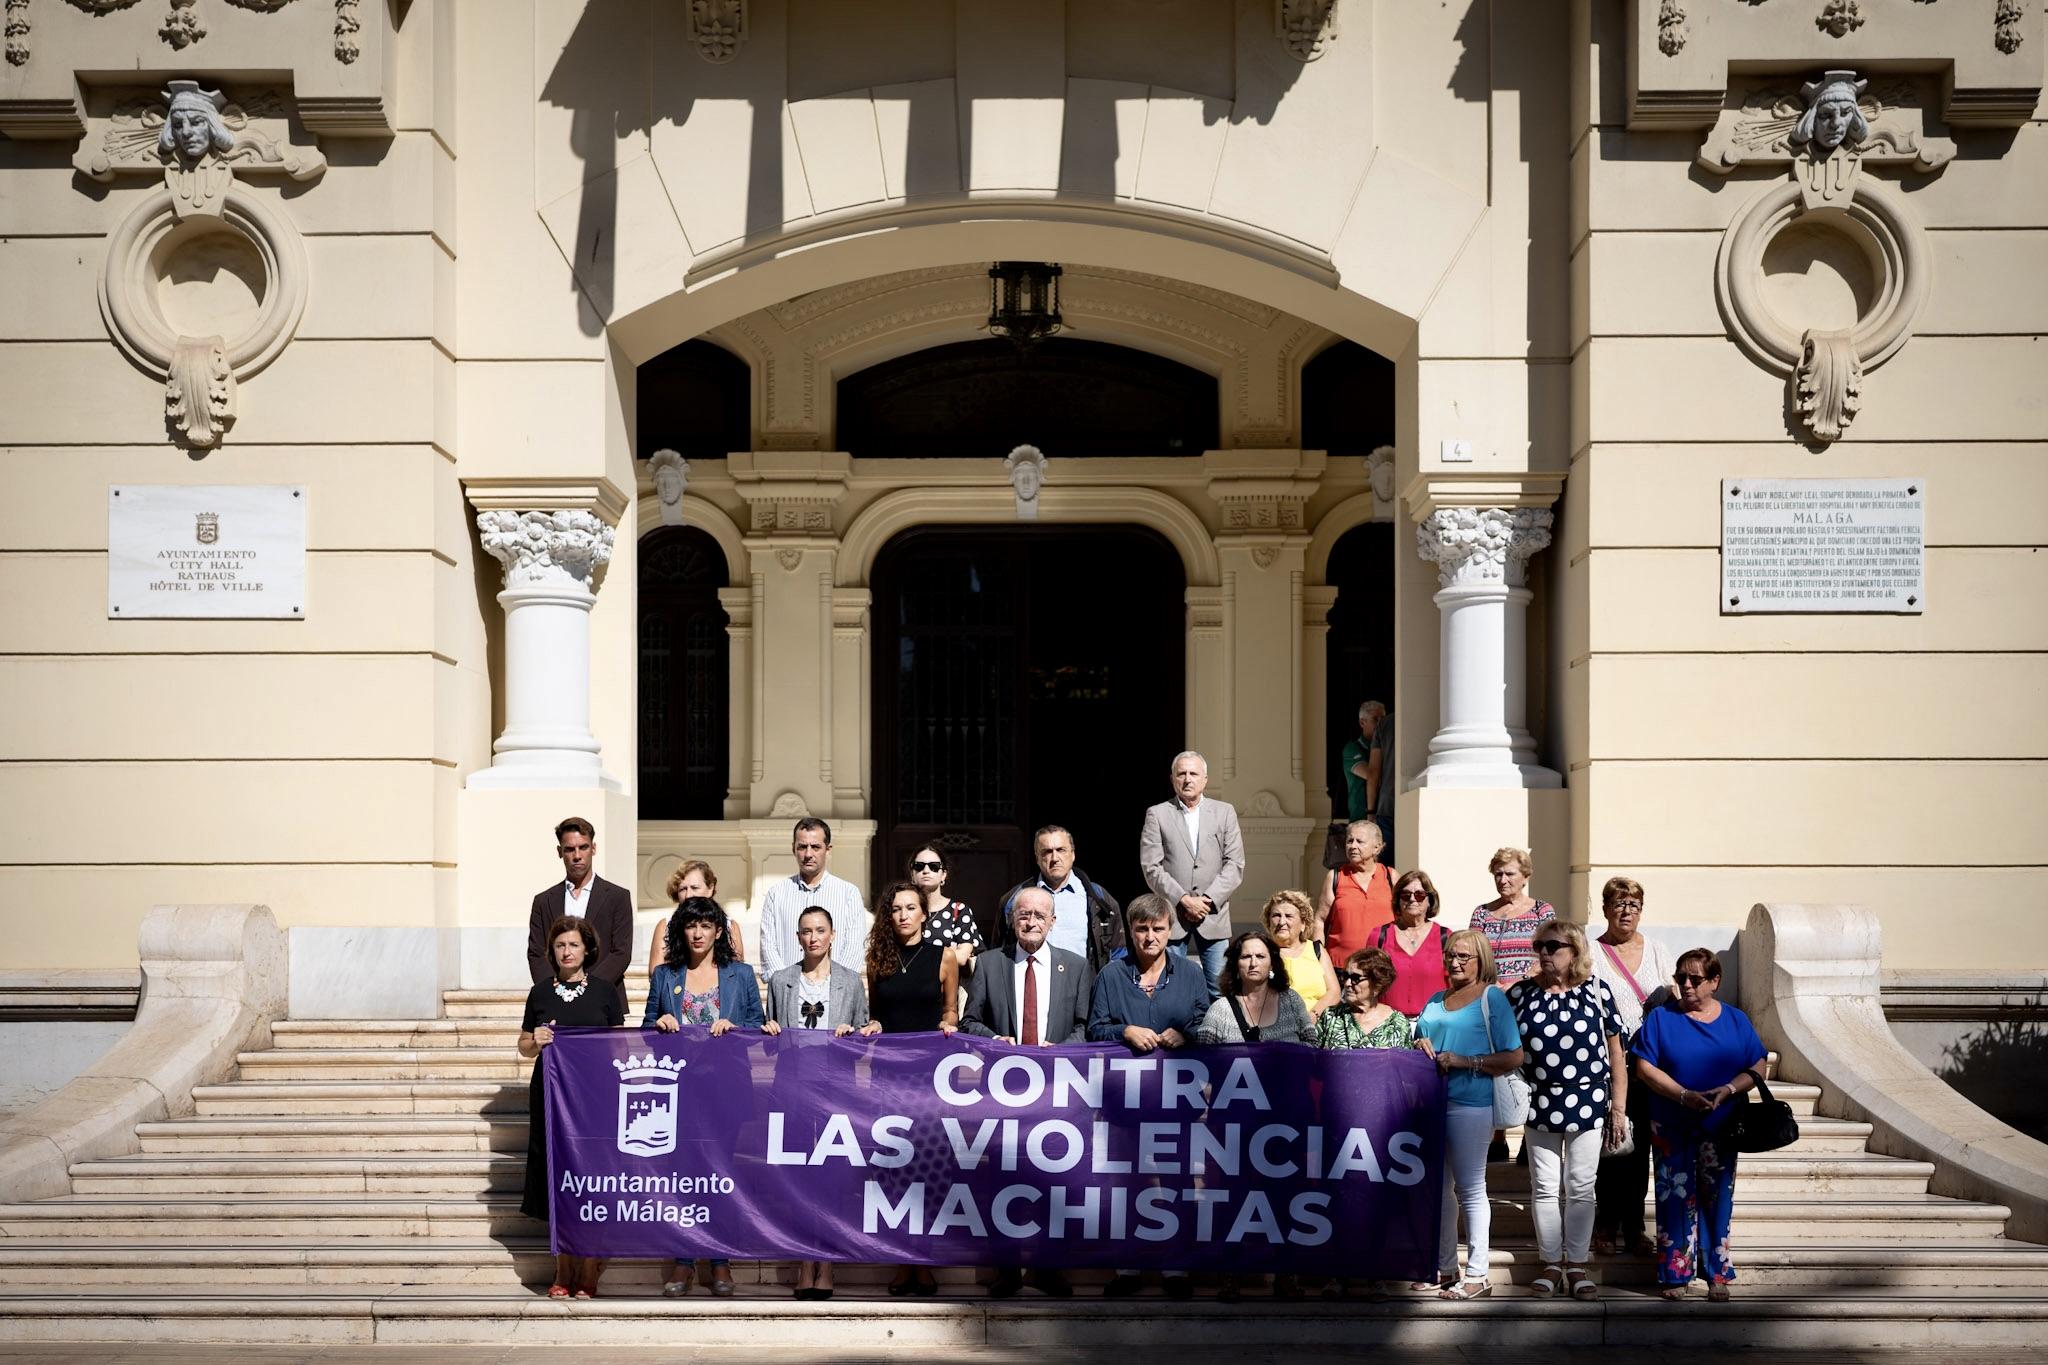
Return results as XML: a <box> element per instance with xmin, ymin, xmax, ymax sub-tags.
<box><xmin>1723</xmin><ymin>1067</ymin><xmax>1800</xmax><ymax>1153</ymax></box>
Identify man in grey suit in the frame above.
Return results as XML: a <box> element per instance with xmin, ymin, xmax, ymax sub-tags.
<box><xmin>961</xmin><ymin>887</ymin><xmax>1090</xmax><ymax>1298</ymax></box>
<box><xmin>1138</xmin><ymin>749</ymin><xmax>1245</xmax><ymax>995</ymax></box>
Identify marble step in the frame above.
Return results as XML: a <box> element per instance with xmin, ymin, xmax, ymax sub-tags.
<box><xmin>1</xmin><ymin>1193</ymin><xmax>2013</xmax><ymax>1242</ymax></box>
<box><xmin>139</xmin><ymin>1116</ymin><xmax>529</xmax><ymax>1154</ymax></box>
<box><xmin>236</xmin><ymin>1049</ymin><xmax>534</xmax><ymax>1081</ymax></box>
<box><xmin>442</xmin><ymin>985</ymin><xmax>650</xmax><ymax>1020</ymax></box>
<box><xmin>271</xmin><ymin>1020</ymin><xmax>524</xmax><ymax>1051</ymax></box>
<box><xmin>1487</xmin><ymin>1152</ymin><xmax>1936</xmax><ymax>1198</ymax></box>
<box><xmin>4</xmin><ymin>1283</ymin><xmax>2048</xmax><ymax>1348</ymax></box>
<box><xmin>69</xmin><ymin>1155</ymin><xmax>525</xmax><ymax>1196</ymax></box>
<box><xmin>193</xmin><ymin>1080</ymin><xmax>528</xmax><ymax>1117</ymax></box>
<box><xmin>1</xmin><ymin>1240</ymin><xmax>2045</xmax><ymax>1290</ymax></box>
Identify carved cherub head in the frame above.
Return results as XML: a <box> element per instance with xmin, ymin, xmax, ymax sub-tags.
<box><xmin>159</xmin><ymin>81</ymin><xmax>233</xmax><ymax>167</ymax></box>
<box><xmin>1795</xmin><ymin>71</ymin><xmax>1870</xmax><ymax>154</ymax></box>
<box><xmin>1004</xmin><ymin>444</ymin><xmax>1046</xmax><ymax>502</ymax></box>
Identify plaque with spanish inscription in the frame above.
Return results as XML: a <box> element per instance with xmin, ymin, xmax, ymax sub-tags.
<box><xmin>108</xmin><ymin>485</ymin><xmax>306</xmax><ymax>619</ymax></box>
<box><xmin>1721</xmin><ymin>478</ymin><xmax>1924</xmax><ymax>614</ymax></box>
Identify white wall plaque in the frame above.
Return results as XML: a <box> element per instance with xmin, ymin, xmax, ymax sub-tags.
<box><xmin>108</xmin><ymin>485</ymin><xmax>306</xmax><ymax>619</ymax></box>
<box><xmin>1721</xmin><ymin>478</ymin><xmax>1925</xmax><ymax>614</ymax></box>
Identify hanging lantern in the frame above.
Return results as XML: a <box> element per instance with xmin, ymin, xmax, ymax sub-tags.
<box><xmin>987</xmin><ymin>261</ymin><xmax>1064</xmax><ymax>352</ymax></box>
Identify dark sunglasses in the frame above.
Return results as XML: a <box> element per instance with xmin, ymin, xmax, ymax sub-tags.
<box><xmin>910</xmin><ymin>860</ymin><xmax>944</xmax><ymax>872</ymax></box>
<box><xmin>1397</xmin><ymin>890</ymin><xmax>1431</xmax><ymax>902</ymax></box>
<box><xmin>1532</xmin><ymin>940</ymin><xmax>1571</xmax><ymax>954</ymax></box>
<box><xmin>1335</xmin><ymin>969</ymin><xmax>1371</xmax><ymax>987</ymax></box>
<box><xmin>1674</xmin><ymin>972</ymin><xmax>1712</xmax><ymax>987</ymax></box>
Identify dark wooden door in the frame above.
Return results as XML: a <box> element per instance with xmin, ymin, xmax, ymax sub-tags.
<box><xmin>872</xmin><ymin>527</ymin><xmax>1185</xmax><ymax>937</ymax></box>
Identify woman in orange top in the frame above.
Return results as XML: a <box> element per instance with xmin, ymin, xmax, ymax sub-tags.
<box><xmin>1317</xmin><ymin>818</ymin><xmax>1394</xmax><ymax>964</ymax></box>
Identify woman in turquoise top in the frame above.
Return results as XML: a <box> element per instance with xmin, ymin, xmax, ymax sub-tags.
<box><xmin>1413</xmin><ymin>928</ymin><xmax>1525</xmax><ymax>1301</ymax></box>
<box><xmin>643</xmin><ymin>896</ymin><xmax>764</xmax><ymax>1297</ymax></box>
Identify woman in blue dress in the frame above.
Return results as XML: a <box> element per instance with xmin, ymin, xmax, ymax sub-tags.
<box><xmin>1628</xmin><ymin>947</ymin><xmax>1769</xmax><ymax>1302</ymax></box>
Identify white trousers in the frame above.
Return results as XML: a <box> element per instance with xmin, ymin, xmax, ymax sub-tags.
<box><xmin>1526</xmin><ymin>1126</ymin><xmax>1603</xmax><ymax>1264</ymax></box>
<box><xmin>1438</xmin><ymin>1101</ymin><xmax>1495</xmax><ymax>1281</ymax></box>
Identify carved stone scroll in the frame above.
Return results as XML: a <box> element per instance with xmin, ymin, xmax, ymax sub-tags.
<box><xmin>687</xmin><ymin>0</ymin><xmax>746</xmax><ymax>62</ymax></box>
<box><xmin>1276</xmin><ymin>0</ymin><xmax>1338</xmax><ymax>62</ymax></box>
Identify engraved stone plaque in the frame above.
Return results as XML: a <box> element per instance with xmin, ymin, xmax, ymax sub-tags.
<box><xmin>1721</xmin><ymin>478</ymin><xmax>1924</xmax><ymax>614</ymax></box>
<box><xmin>108</xmin><ymin>485</ymin><xmax>306</xmax><ymax>619</ymax></box>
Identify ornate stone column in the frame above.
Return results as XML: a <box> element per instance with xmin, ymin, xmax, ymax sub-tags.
<box><xmin>1413</xmin><ymin>507</ymin><xmax>1562</xmax><ymax>789</ymax></box>
<box><xmin>469</xmin><ymin>509</ymin><xmax>620</xmax><ymax>791</ymax></box>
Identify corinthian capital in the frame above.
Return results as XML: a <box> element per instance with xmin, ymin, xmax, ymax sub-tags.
<box><xmin>1416</xmin><ymin>507</ymin><xmax>1554</xmax><ymax>590</ymax></box>
<box><xmin>477</xmin><ymin>509</ymin><xmax>615</xmax><ymax>591</ymax></box>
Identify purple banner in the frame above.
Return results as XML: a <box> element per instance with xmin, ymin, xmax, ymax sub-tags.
<box><xmin>544</xmin><ymin>1029</ymin><xmax>1446</xmax><ymax>1276</ymax></box>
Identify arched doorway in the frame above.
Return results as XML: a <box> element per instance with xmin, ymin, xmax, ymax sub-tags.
<box><xmin>637</xmin><ymin>526</ymin><xmax>730</xmax><ymax>821</ymax></box>
<box><xmin>869</xmin><ymin>526</ymin><xmax>1186</xmax><ymax>933</ymax></box>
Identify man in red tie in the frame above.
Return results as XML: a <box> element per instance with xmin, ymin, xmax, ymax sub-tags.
<box><xmin>960</xmin><ymin>886</ymin><xmax>1095</xmax><ymax>1297</ymax></box>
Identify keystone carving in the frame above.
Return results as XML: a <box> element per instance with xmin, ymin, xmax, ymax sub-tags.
<box><xmin>476</xmin><ymin>510</ymin><xmax>616</xmax><ymax>592</ymax></box>
<box><xmin>1276</xmin><ymin>0</ymin><xmax>1338</xmax><ymax>61</ymax></box>
<box><xmin>688</xmin><ymin>0</ymin><xmax>745</xmax><ymax>62</ymax></box>
<box><xmin>1698</xmin><ymin>72</ymin><xmax>1953</xmax><ymax>199</ymax></box>
<box><xmin>648</xmin><ymin>449</ymin><xmax>689</xmax><ymax>528</ymax></box>
<box><xmin>1416</xmin><ymin>508</ymin><xmax>1554</xmax><ymax>590</ymax></box>
<box><xmin>1006</xmin><ymin>444</ymin><xmax>1046</xmax><ymax>522</ymax></box>
<box><xmin>79</xmin><ymin>80</ymin><xmax>326</xmax><ymax>217</ymax></box>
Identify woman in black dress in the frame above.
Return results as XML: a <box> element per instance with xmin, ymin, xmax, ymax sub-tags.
<box><xmin>865</xmin><ymin>880</ymin><xmax>958</xmax><ymax>1296</ymax></box>
<box><xmin>519</xmin><ymin>915</ymin><xmax>625</xmax><ymax>1298</ymax></box>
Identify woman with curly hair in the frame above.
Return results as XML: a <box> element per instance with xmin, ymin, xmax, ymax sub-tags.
<box><xmin>644</xmin><ymin>896</ymin><xmax>763</xmax><ymax>1296</ymax></box>
<box><xmin>864</xmin><ymin>879</ymin><xmax>959</xmax><ymax>1295</ymax></box>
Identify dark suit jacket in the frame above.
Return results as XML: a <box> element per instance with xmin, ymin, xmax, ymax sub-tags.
<box><xmin>960</xmin><ymin>944</ymin><xmax>1093</xmax><ymax>1044</ymax></box>
<box><xmin>527</xmin><ymin>876</ymin><xmax>635</xmax><ymax>986</ymax></box>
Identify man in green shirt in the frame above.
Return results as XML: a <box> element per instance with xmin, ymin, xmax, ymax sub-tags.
<box><xmin>1341</xmin><ymin>700</ymin><xmax>1394</xmax><ymax>864</ymax></box>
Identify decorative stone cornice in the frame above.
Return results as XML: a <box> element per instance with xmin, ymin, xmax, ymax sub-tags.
<box><xmin>462</xmin><ymin>477</ymin><xmax>631</xmax><ymax>525</ymax></box>
<box><xmin>1416</xmin><ymin>507</ymin><xmax>1554</xmax><ymax>590</ymax></box>
<box><xmin>730</xmin><ymin>450</ymin><xmax>850</xmax><ymax>536</ymax></box>
<box><xmin>476</xmin><ymin>510</ymin><xmax>615</xmax><ymax>592</ymax></box>
<box><xmin>1204</xmin><ymin>449</ymin><xmax>1323</xmax><ymax>534</ymax></box>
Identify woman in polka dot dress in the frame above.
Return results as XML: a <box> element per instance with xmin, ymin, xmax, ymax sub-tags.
<box><xmin>1505</xmin><ymin>918</ymin><xmax>1626</xmax><ymax>1301</ymax></box>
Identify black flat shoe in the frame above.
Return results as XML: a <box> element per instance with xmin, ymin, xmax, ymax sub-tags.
<box><xmin>988</xmin><ymin>1270</ymin><xmax>1024</xmax><ymax>1299</ymax></box>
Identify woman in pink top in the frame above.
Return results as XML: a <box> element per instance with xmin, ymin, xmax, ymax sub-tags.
<box><xmin>1374</xmin><ymin>869</ymin><xmax>1449</xmax><ymax>1017</ymax></box>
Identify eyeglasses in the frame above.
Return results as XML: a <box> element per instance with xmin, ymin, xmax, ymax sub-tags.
<box><xmin>1674</xmin><ymin>972</ymin><xmax>1711</xmax><ymax>987</ymax></box>
<box><xmin>910</xmin><ymin>860</ymin><xmax>943</xmax><ymax>872</ymax></box>
<box><xmin>1398</xmin><ymin>890</ymin><xmax>1431</xmax><ymax>903</ymax></box>
<box><xmin>1610</xmin><ymin>898</ymin><xmax>1643</xmax><ymax>909</ymax></box>
<box><xmin>1532</xmin><ymin>940</ymin><xmax>1570</xmax><ymax>955</ymax></box>
<box><xmin>1445</xmin><ymin>951</ymin><xmax>1478</xmax><ymax>964</ymax></box>
<box><xmin>1335</xmin><ymin>970</ymin><xmax>1371</xmax><ymax>987</ymax></box>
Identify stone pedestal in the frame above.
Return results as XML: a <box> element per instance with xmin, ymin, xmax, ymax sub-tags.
<box><xmin>468</xmin><ymin>509</ymin><xmax>620</xmax><ymax>792</ymax></box>
<box><xmin>1413</xmin><ymin>507</ymin><xmax>1562</xmax><ymax>790</ymax></box>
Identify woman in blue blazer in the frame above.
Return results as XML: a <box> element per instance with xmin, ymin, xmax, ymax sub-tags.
<box><xmin>643</xmin><ymin>895</ymin><xmax>763</xmax><ymax>1296</ymax></box>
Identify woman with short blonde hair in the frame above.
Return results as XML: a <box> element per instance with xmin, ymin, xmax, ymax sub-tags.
<box><xmin>1506</xmin><ymin>917</ymin><xmax>1626</xmax><ymax>1299</ymax></box>
<box><xmin>649</xmin><ymin>859</ymin><xmax>745</xmax><ymax>969</ymax></box>
<box><xmin>1263</xmin><ymin>889</ymin><xmax>1339</xmax><ymax>1019</ymax></box>
<box><xmin>1468</xmin><ymin>846</ymin><xmax>1551</xmax><ymax>983</ymax></box>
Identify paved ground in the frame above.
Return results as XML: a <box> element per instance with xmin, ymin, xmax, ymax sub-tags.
<box><xmin>6</xmin><ymin>1350</ymin><xmax>2048</xmax><ymax>1365</ymax></box>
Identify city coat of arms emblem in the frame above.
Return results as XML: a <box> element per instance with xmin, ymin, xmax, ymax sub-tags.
<box><xmin>614</xmin><ymin>1052</ymin><xmax>685</xmax><ymax>1158</ymax></box>
<box><xmin>195</xmin><ymin>512</ymin><xmax>219</xmax><ymax>545</ymax></box>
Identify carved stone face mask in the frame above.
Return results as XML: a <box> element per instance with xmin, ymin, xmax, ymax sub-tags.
<box><xmin>1813</xmin><ymin>93</ymin><xmax>1857</xmax><ymax>150</ymax></box>
<box><xmin>164</xmin><ymin>100</ymin><xmax>221</xmax><ymax>164</ymax></box>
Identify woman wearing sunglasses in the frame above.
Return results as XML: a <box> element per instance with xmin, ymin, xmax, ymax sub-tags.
<box><xmin>1373</xmin><ymin>870</ymin><xmax>1449</xmax><ymax>1018</ymax></box>
<box><xmin>761</xmin><ymin>905</ymin><xmax>875</xmax><ymax>1300</ymax></box>
<box><xmin>1588</xmin><ymin>876</ymin><xmax>1676</xmax><ymax>1256</ymax></box>
<box><xmin>1629</xmin><ymin>948</ymin><xmax>1768</xmax><ymax>1302</ymax></box>
<box><xmin>1505</xmin><ymin>919</ymin><xmax>1626</xmax><ymax>1300</ymax></box>
<box><xmin>1316</xmin><ymin>948</ymin><xmax>1415</xmax><ymax>1051</ymax></box>
<box><xmin>907</xmin><ymin>845</ymin><xmax>986</xmax><ymax>977</ymax></box>
<box><xmin>1413</xmin><ymin>929</ymin><xmax>1525</xmax><ymax>1301</ymax></box>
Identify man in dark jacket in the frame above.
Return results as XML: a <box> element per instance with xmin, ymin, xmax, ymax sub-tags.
<box><xmin>994</xmin><ymin>825</ymin><xmax>1125</xmax><ymax>972</ymax></box>
<box><xmin>525</xmin><ymin>816</ymin><xmax>635</xmax><ymax>988</ymax></box>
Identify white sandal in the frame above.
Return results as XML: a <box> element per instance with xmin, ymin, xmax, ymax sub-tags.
<box><xmin>1530</xmin><ymin>1263</ymin><xmax>1564</xmax><ymax>1297</ymax></box>
<box><xmin>1567</xmin><ymin>1266</ymin><xmax>1598</xmax><ymax>1300</ymax></box>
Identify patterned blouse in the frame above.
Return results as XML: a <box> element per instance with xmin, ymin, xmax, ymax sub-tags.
<box><xmin>925</xmin><ymin>900</ymin><xmax>986</xmax><ymax>952</ymax></box>
<box><xmin>1316</xmin><ymin>1006</ymin><xmax>1415</xmax><ymax>1051</ymax></box>
<box><xmin>1468</xmin><ymin>901</ymin><xmax>1553</xmax><ymax>984</ymax></box>
<box><xmin>675</xmin><ymin>984</ymin><xmax>722</xmax><ymax>1028</ymax></box>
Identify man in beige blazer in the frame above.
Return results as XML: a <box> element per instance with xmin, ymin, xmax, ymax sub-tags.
<box><xmin>1137</xmin><ymin>749</ymin><xmax>1244</xmax><ymax>995</ymax></box>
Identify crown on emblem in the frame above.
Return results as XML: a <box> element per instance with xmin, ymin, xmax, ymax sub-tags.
<box><xmin>613</xmin><ymin>1053</ymin><xmax>686</xmax><ymax>1082</ymax></box>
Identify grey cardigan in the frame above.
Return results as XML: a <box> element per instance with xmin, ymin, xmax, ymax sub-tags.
<box><xmin>1196</xmin><ymin>990</ymin><xmax>1316</xmax><ymax>1045</ymax></box>
<box><xmin>763</xmin><ymin>960</ymin><xmax>870</xmax><ymax>1033</ymax></box>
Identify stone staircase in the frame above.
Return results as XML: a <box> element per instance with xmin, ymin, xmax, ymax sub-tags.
<box><xmin>4</xmin><ymin>978</ymin><xmax>2048</xmax><ymax>1348</ymax></box>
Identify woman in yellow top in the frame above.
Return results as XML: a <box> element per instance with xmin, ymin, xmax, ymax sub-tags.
<box><xmin>1262</xmin><ymin>889</ymin><xmax>1339</xmax><ymax>1020</ymax></box>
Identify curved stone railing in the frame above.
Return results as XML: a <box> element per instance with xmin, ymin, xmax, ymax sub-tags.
<box><xmin>0</xmin><ymin>904</ymin><xmax>285</xmax><ymax>1202</ymax></box>
<box><xmin>1741</xmin><ymin>901</ymin><xmax>2048</xmax><ymax>1245</ymax></box>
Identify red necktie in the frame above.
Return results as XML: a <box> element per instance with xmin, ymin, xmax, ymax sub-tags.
<box><xmin>1022</xmin><ymin>953</ymin><xmax>1040</xmax><ymax>1046</ymax></box>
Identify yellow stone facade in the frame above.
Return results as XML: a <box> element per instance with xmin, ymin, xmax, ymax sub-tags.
<box><xmin>2</xmin><ymin>0</ymin><xmax>2042</xmax><ymax>980</ymax></box>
